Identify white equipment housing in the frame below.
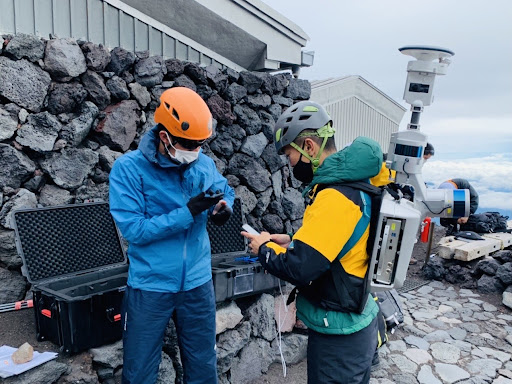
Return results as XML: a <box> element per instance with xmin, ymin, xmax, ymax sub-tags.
<box><xmin>367</xmin><ymin>195</ymin><xmax>420</xmax><ymax>292</ymax></box>
<box><xmin>367</xmin><ymin>45</ymin><xmax>469</xmax><ymax>292</ymax></box>
<box><xmin>400</xmin><ymin>45</ymin><xmax>454</xmax><ymax>107</ymax></box>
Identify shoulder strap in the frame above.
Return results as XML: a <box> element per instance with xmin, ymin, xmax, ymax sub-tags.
<box><xmin>339</xmin><ymin>181</ymin><xmax>382</xmax><ymax>197</ymax></box>
<box><xmin>337</xmin><ymin>191</ymin><xmax>371</xmax><ymax>260</ymax></box>
<box><xmin>315</xmin><ymin>181</ymin><xmax>382</xmax><ymax>254</ymax></box>
<box><xmin>320</xmin><ymin>181</ymin><xmax>378</xmax><ymax>314</ymax></box>
<box><xmin>330</xmin><ymin>190</ymin><xmax>372</xmax><ymax>314</ymax></box>
<box><xmin>315</xmin><ymin>180</ymin><xmax>382</xmax><ymax>198</ymax></box>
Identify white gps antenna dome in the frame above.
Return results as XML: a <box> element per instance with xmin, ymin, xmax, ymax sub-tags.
<box><xmin>399</xmin><ymin>45</ymin><xmax>454</xmax><ymax>107</ymax></box>
<box><xmin>399</xmin><ymin>45</ymin><xmax>454</xmax><ymax>64</ymax></box>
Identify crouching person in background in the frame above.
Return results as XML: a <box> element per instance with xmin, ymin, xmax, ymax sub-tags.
<box><xmin>439</xmin><ymin>178</ymin><xmax>479</xmax><ymax>234</ymax></box>
<box><xmin>242</xmin><ymin>101</ymin><xmax>382</xmax><ymax>384</ymax></box>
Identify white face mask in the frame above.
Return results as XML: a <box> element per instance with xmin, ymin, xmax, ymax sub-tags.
<box><xmin>164</xmin><ymin>133</ymin><xmax>200</xmax><ymax>164</ymax></box>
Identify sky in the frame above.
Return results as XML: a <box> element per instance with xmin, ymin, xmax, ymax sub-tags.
<box><xmin>262</xmin><ymin>0</ymin><xmax>512</xmax><ymax>213</ymax></box>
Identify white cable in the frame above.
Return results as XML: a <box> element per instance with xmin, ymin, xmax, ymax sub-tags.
<box><xmin>276</xmin><ymin>282</ymin><xmax>290</xmax><ymax>378</ymax></box>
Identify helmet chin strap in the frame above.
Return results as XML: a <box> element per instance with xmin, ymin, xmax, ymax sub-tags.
<box><xmin>289</xmin><ymin>135</ymin><xmax>330</xmax><ymax>173</ymax></box>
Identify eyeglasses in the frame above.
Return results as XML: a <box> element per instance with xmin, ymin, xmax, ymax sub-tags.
<box><xmin>173</xmin><ymin>136</ymin><xmax>206</xmax><ymax>150</ymax></box>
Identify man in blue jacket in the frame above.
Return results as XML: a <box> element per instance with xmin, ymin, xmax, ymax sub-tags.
<box><xmin>109</xmin><ymin>87</ymin><xmax>235</xmax><ymax>384</ymax></box>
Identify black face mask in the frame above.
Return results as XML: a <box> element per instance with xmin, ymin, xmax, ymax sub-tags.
<box><xmin>293</xmin><ymin>153</ymin><xmax>314</xmax><ymax>184</ymax></box>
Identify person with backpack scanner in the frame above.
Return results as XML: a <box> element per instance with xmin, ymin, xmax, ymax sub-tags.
<box><xmin>242</xmin><ymin>100</ymin><xmax>383</xmax><ymax>383</ymax></box>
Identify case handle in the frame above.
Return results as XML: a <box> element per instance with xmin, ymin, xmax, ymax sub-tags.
<box><xmin>38</xmin><ymin>299</ymin><xmax>56</xmax><ymax>319</ymax></box>
<box><xmin>41</xmin><ymin>309</ymin><xmax>52</xmax><ymax>318</ymax></box>
<box><xmin>106</xmin><ymin>308</ymin><xmax>121</xmax><ymax>322</ymax></box>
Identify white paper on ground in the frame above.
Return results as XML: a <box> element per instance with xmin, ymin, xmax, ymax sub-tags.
<box><xmin>0</xmin><ymin>345</ymin><xmax>58</xmax><ymax>378</ymax></box>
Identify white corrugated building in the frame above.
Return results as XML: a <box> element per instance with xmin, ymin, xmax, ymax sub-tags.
<box><xmin>311</xmin><ymin>76</ymin><xmax>406</xmax><ymax>153</ymax></box>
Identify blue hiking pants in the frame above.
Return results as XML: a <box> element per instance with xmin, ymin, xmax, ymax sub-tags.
<box><xmin>121</xmin><ymin>280</ymin><xmax>217</xmax><ymax>384</ymax></box>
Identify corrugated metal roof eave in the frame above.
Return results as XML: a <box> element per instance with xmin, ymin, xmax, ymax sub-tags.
<box><xmin>311</xmin><ymin>76</ymin><xmax>406</xmax><ymax>112</ymax></box>
<box><xmin>242</xmin><ymin>0</ymin><xmax>310</xmax><ymax>43</ymax></box>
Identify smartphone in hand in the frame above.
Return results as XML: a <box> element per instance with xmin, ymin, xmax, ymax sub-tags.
<box><xmin>242</xmin><ymin>224</ymin><xmax>260</xmax><ymax>235</ymax></box>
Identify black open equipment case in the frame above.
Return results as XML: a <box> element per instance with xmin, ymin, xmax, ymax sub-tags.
<box><xmin>12</xmin><ymin>199</ymin><xmax>281</xmax><ymax>353</ymax></box>
<box><xmin>12</xmin><ymin>202</ymin><xmax>128</xmax><ymax>353</ymax></box>
<box><xmin>208</xmin><ymin>198</ymin><xmax>282</xmax><ymax>303</ymax></box>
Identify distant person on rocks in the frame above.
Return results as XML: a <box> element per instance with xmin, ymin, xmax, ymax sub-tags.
<box><xmin>438</xmin><ymin>178</ymin><xmax>479</xmax><ymax>232</ymax></box>
<box><xmin>109</xmin><ymin>87</ymin><xmax>235</xmax><ymax>384</ymax></box>
<box><xmin>241</xmin><ymin>100</ymin><xmax>382</xmax><ymax>384</ymax></box>
<box><xmin>423</xmin><ymin>142</ymin><xmax>435</xmax><ymax>160</ymax></box>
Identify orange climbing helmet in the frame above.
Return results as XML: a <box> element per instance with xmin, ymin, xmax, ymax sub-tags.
<box><xmin>154</xmin><ymin>87</ymin><xmax>213</xmax><ymax>141</ymax></box>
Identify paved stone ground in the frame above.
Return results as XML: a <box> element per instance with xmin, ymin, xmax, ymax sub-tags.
<box><xmin>252</xmin><ymin>280</ymin><xmax>512</xmax><ymax>384</ymax></box>
<box><xmin>371</xmin><ymin>281</ymin><xmax>512</xmax><ymax>384</ymax></box>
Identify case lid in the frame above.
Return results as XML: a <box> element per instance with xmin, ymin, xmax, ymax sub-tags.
<box><xmin>207</xmin><ymin>198</ymin><xmax>248</xmax><ymax>258</ymax></box>
<box><xmin>12</xmin><ymin>202</ymin><xmax>126</xmax><ymax>284</ymax></box>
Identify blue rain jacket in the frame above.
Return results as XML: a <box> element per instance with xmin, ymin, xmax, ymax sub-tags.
<box><xmin>109</xmin><ymin>125</ymin><xmax>235</xmax><ymax>292</ymax></box>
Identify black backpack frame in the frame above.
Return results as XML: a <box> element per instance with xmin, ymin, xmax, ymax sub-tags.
<box><xmin>313</xmin><ymin>182</ymin><xmax>399</xmax><ymax>313</ymax></box>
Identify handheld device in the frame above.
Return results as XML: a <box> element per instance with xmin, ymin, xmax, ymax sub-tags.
<box><xmin>206</xmin><ymin>191</ymin><xmax>224</xmax><ymax>200</ymax></box>
<box><xmin>242</xmin><ymin>224</ymin><xmax>260</xmax><ymax>235</ymax></box>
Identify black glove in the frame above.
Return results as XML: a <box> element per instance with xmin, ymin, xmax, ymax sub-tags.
<box><xmin>187</xmin><ymin>192</ymin><xmax>223</xmax><ymax>216</ymax></box>
<box><xmin>211</xmin><ymin>204</ymin><xmax>232</xmax><ymax>226</ymax></box>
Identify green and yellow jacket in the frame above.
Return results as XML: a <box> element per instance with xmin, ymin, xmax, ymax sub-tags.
<box><xmin>258</xmin><ymin>137</ymin><xmax>383</xmax><ymax>335</ymax></box>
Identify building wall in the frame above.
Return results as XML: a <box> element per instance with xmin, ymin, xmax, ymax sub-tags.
<box><xmin>311</xmin><ymin>76</ymin><xmax>406</xmax><ymax>153</ymax></box>
<box><xmin>0</xmin><ymin>0</ymin><xmax>242</xmax><ymax>70</ymax></box>
<box><xmin>325</xmin><ymin>96</ymin><xmax>399</xmax><ymax>153</ymax></box>
<box><xmin>0</xmin><ymin>0</ymin><xmax>310</xmax><ymax>72</ymax></box>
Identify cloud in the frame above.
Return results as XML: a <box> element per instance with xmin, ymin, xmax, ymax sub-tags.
<box><xmin>262</xmin><ymin>0</ymin><xmax>512</xmax><ymax>203</ymax></box>
<box><xmin>418</xmin><ymin>116</ymin><xmax>512</xmax><ymax>154</ymax></box>
<box><xmin>477</xmin><ymin>191</ymin><xmax>512</xmax><ymax>211</ymax></box>
<box><xmin>277</xmin><ymin>0</ymin><xmax>512</xmax><ymax>100</ymax></box>
<box><xmin>422</xmin><ymin>117</ymin><xmax>512</xmax><ymax>136</ymax></box>
<box><xmin>422</xmin><ymin>154</ymin><xmax>512</xmax><ymax>210</ymax></box>
<box><xmin>263</xmin><ymin>0</ymin><xmax>512</xmax><ymax>160</ymax></box>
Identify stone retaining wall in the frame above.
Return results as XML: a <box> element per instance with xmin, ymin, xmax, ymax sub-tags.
<box><xmin>0</xmin><ymin>33</ymin><xmax>310</xmax><ymax>383</ymax></box>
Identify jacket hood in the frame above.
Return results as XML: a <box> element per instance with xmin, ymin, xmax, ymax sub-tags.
<box><xmin>139</xmin><ymin>125</ymin><xmax>197</xmax><ymax>168</ymax></box>
<box><xmin>305</xmin><ymin>136</ymin><xmax>383</xmax><ymax>194</ymax></box>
